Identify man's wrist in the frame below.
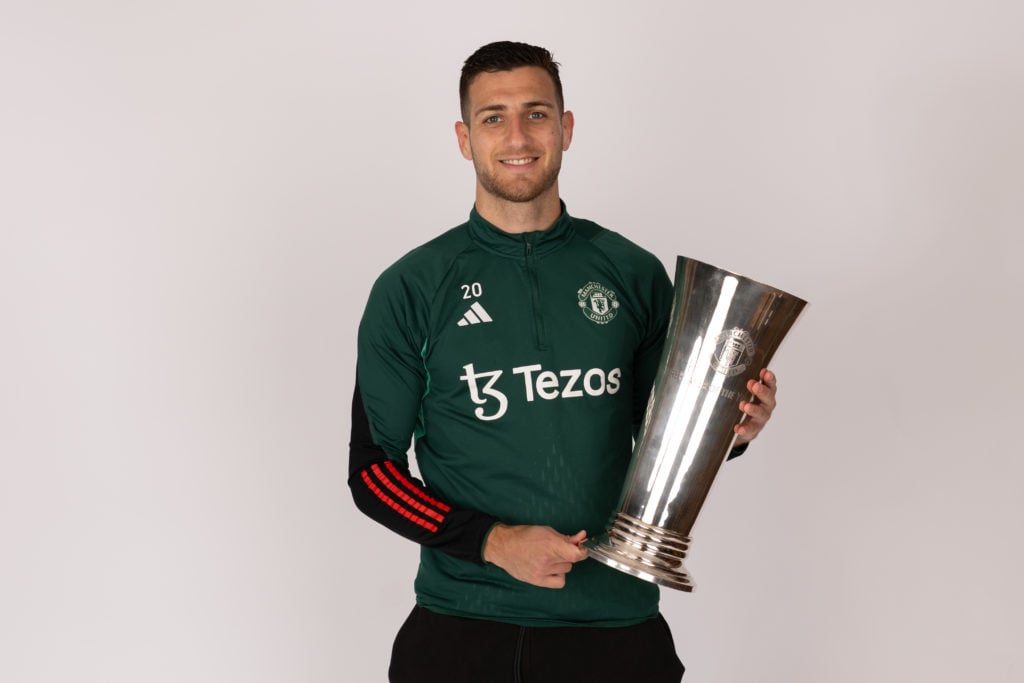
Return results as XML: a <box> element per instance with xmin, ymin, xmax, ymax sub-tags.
<box><xmin>481</xmin><ymin>522</ymin><xmax>508</xmax><ymax>563</ymax></box>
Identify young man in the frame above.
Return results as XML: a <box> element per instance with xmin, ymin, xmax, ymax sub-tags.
<box><xmin>350</xmin><ymin>41</ymin><xmax>779</xmax><ymax>682</ymax></box>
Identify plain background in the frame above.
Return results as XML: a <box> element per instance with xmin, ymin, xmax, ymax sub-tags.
<box><xmin>2</xmin><ymin>1</ymin><xmax>1021</xmax><ymax>681</ymax></box>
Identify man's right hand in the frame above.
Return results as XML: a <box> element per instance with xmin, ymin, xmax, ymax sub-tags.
<box><xmin>482</xmin><ymin>524</ymin><xmax>589</xmax><ymax>589</ymax></box>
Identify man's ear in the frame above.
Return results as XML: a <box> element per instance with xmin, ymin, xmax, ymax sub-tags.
<box><xmin>455</xmin><ymin>121</ymin><xmax>473</xmax><ymax>160</ymax></box>
<box><xmin>561</xmin><ymin>110</ymin><xmax>575</xmax><ymax>151</ymax></box>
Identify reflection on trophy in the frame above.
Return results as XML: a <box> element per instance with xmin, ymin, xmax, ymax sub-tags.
<box><xmin>584</xmin><ymin>256</ymin><xmax>807</xmax><ymax>591</ymax></box>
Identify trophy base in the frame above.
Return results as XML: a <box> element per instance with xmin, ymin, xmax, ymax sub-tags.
<box><xmin>583</xmin><ymin>513</ymin><xmax>695</xmax><ymax>592</ymax></box>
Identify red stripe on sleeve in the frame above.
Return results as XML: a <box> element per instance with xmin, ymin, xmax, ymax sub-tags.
<box><xmin>370</xmin><ymin>464</ymin><xmax>446</xmax><ymax>523</ymax></box>
<box><xmin>360</xmin><ymin>471</ymin><xmax>439</xmax><ymax>533</ymax></box>
<box><xmin>384</xmin><ymin>461</ymin><xmax>452</xmax><ymax>512</ymax></box>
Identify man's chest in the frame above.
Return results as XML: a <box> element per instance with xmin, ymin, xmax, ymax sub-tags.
<box><xmin>420</xmin><ymin>255</ymin><xmax>646</xmax><ymax>418</ymax></box>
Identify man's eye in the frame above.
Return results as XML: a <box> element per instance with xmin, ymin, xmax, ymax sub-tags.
<box><xmin>528</xmin><ymin>111</ymin><xmax>546</xmax><ymax>119</ymax></box>
<box><xmin>484</xmin><ymin>115</ymin><xmax>502</xmax><ymax>124</ymax></box>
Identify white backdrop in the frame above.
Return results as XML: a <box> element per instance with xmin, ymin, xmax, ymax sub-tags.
<box><xmin>2</xmin><ymin>1</ymin><xmax>1021</xmax><ymax>681</ymax></box>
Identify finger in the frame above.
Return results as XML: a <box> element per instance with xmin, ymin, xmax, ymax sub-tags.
<box><xmin>740</xmin><ymin>401</ymin><xmax>771</xmax><ymax>423</ymax></box>
<box><xmin>739</xmin><ymin>419</ymin><xmax>766</xmax><ymax>437</ymax></box>
<box><xmin>746</xmin><ymin>380</ymin><xmax>777</xmax><ymax>410</ymax></box>
<box><xmin>735</xmin><ymin>421</ymin><xmax>761</xmax><ymax>439</ymax></box>
<box><xmin>760</xmin><ymin>368</ymin><xmax>777</xmax><ymax>389</ymax></box>
<box><xmin>554</xmin><ymin>543</ymin><xmax>589</xmax><ymax>563</ymax></box>
<box><xmin>563</xmin><ymin>530</ymin><xmax>589</xmax><ymax>561</ymax></box>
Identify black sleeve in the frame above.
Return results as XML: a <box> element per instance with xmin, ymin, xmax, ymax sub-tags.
<box><xmin>348</xmin><ymin>380</ymin><xmax>501</xmax><ymax>565</ymax></box>
<box><xmin>727</xmin><ymin>442</ymin><xmax>748</xmax><ymax>460</ymax></box>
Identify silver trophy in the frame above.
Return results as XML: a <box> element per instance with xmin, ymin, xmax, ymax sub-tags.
<box><xmin>584</xmin><ymin>256</ymin><xmax>807</xmax><ymax>591</ymax></box>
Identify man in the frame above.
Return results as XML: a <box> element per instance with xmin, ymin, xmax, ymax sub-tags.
<box><xmin>350</xmin><ymin>41</ymin><xmax>779</xmax><ymax>682</ymax></box>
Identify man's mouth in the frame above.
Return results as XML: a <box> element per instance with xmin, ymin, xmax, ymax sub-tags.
<box><xmin>501</xmin><ymin>157</ymin><xmax>538</xmax><ymax>166</ymax></box>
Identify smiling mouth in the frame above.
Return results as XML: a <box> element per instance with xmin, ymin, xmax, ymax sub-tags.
<box><xmin>501</xmin><ymin>157</ymin><xmax>539</xmax><ymax>166</ymax></box>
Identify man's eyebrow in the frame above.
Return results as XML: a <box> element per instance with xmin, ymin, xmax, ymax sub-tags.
<box><xmin>473</xmin><ymin>103</ymin><xmax>507</xmax><ymax>118</ymax></box>
<box><xmin>472</xmin><ymin>100</ymin><xmax>557</xmax><ymax>118</ymax></box>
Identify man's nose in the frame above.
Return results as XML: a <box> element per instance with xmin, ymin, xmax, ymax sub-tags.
<box><xmin>505</xmin><ymin>116</ymin><xmax>528</xmax><ymax>146</ymax></box>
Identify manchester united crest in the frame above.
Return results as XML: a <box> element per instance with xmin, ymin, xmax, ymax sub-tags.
<box><xmin>577</xmin><ymin>281</ymin><xmax>620</xmax><ymax>324</ymax></box>
<box><xmin>710</xmin><ymin>328</ymin><xmax>755</xmax><ymax>376</ymax></box>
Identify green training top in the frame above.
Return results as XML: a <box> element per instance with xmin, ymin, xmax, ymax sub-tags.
<box><xmin>357</xmin><ymin>204</ymin><xmax>674</xmax><ymax>627</ymax></box>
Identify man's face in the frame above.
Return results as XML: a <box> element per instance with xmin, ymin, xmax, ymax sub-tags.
<box><xmin>456</xmin><ymin>66</ymin><xmax>574</xmax><ymax>205</ymax></box>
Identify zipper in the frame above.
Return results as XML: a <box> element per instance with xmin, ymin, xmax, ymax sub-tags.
<box><xmin>524</xmin><ymin>239</ymin><xmax>546</xmax><ymax>350</ymax></box>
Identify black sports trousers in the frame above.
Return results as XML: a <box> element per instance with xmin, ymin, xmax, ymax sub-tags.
<box><xmin>388</xmin><ymin>605</ymin><xmax>685</xmax><ymax>683</ymax></box>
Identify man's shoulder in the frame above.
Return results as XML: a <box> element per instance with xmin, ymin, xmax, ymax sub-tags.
<box><xmin>569</xmin><ymin>216</ymin><xmax>665</xmax><ymax>274</ymax></box>
<box><xmin>393</xmin><ymin>221</ymin><xmax>473</xmax><ymax>266</ymax></box>
<box><xmin>374</xmin><ymin>221</ymin><xmax>474</xmax><ymax>285</ymax></box>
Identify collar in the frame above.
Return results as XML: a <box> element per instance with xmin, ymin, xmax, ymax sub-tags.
<box><xmin>466</xmin><ymin>201</ymin><xmax>576</xmax><ymax>258</ymax></box>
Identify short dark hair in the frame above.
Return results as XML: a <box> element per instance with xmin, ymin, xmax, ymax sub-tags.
<box><xmin>459</xmin><ymin>41</ymin><xmax>564</xmax><ymax>122</ymax></box>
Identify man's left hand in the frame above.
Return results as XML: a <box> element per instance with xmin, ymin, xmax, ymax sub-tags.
<box><xmin>733</xmin><ymin>368</ymin><xmax>778</xmax><ymax>446</ymax></box>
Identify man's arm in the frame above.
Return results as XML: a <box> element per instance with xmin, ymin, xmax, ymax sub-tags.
<box><xmin>350</xmin><ymin>379</ymin><xmax>588</xmax><ymax>582</ymax></box>
<box><xmin>350</xmin><ymin>264</ymin><xmax>504</xmax><ymax>563</ymax></box>
<box><xmin>348</xmin><ymin>380</ymin><xmax>501</xmax><ymax>564</ymax></box>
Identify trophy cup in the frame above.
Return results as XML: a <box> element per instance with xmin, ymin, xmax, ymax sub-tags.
<box><xmin>584</xmin><ymin>256</ymin><xmax>807</xmax><ymax>591</ymax></box>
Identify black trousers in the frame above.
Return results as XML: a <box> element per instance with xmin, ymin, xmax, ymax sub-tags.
<box><xmin>389</xmin><ymin>605</ymin><xmax>685</xmax><ymax>683</ymax></box>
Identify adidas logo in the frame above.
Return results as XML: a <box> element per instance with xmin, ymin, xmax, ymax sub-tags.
<box><xmin>457</xmin><ymin>302</ymin><xmax>493</xmax><ymax>327</ymax></box>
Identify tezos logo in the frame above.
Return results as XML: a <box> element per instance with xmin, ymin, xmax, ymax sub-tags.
<box><xmin>459</xmin><ymin>362</ymin><xmax>622</xmax><ymax>421</ymax></box>
<box><xmin>710</xmin><ymin>328</ymin><xmax>755</xmax><ymax>376</ymax></box>
<box><xmin>577</xmin><ymin>281</ymin><xmax>620</xmax><ymax>324</ymax></box>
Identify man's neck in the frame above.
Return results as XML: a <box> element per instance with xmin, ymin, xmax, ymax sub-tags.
<box><xmin>473</xmin><ymin>186</ymin><xmax>562</xmax><ymax>234</ymax></box>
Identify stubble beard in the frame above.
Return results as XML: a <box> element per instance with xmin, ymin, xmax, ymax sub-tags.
<box><xmin>473</xmin><ymin>155</ymin><xmax>562</xmax><ymax>203</ymax></box>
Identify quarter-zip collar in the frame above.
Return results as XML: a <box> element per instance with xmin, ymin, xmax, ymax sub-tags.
<box><xmin>466</xmin><ymin>201</ymin><xmax>575</xmax><ymax>260</ymax></box>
